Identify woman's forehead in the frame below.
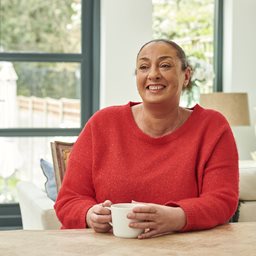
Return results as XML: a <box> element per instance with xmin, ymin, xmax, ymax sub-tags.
<box><xmin>138</xmin><ymin>42</ymin><xmax>177</xmax><ymax>58</ymax></box>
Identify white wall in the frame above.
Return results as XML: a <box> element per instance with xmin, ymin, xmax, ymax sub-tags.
<box><xmin>100</xmin><ymin>0</ymin><xmax>152</xmax><ymax>108</ymax></box>
<box><xmin>223</xmin><ymin>0</ymin><xmax>256</xmax><ymax>159</ymax></box>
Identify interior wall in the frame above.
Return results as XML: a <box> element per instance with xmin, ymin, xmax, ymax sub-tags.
<box><xmin>223</xmin><ymin>0</ymin><xmax>256</xmax><ymax>159</ymax></box>
<box><xmin>100</xmin><ymin>0</ymin><xmax>152</xmax><ymax>108</ymax></box>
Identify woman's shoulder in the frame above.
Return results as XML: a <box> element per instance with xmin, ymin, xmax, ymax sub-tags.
<box><xmin>88</xmin><ymin>102</ymin><xmax>131</xmax><ymax>123</ymax></box>
<box><xmin>192</xmin><ymin>104</ymin><xmax>230</xmax><ymax>126</ymax></box>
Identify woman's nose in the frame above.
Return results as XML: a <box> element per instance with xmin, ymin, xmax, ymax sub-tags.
<box><xmin>148</xmin><ymin>67</ymin><xmax>161</xmax><ymax>80</ymax></box>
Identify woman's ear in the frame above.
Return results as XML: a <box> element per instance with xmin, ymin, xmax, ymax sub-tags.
<box><xmin>183</xmin><ymin>66</ymin><xmax>192</xmax><ymax>88</ymax></box>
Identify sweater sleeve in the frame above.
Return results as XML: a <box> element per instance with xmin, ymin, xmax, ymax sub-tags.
<box><xmin>167</xmin><ymin>123</ymin><xmax>239</xmax><ymax>231</ymax></box>
<box><xmin>54</xmin><ymin>122</ymin><xmax>97</xmax><ymax>229</ymax></box>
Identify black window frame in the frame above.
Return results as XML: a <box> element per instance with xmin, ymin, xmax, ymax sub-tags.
<box><xmin>214</xmin><ymin>0</ymin><xmax>223</xmax><ymax>92</ymax></box>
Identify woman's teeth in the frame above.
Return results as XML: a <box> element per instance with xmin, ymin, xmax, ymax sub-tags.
<box><xmin>148</xmin><ymin>85</ymin><xmax>165</xmax><ymax>90</ymax></box>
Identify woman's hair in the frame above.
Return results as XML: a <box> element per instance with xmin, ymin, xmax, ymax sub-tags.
<box><xmin>137</xmin><ymin>39</ymin><xmax>192</xmax><ymax>90</ymax></box>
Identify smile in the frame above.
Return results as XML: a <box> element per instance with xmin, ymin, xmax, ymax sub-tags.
<box><xmin>146</xmin><ymin>85</ymin><xmax>166</xmax><ymax>91</ymax></box>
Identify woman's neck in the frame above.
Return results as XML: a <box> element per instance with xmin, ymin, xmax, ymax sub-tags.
<box><xmin>132</xmin><ymin>103</ymin><xmax>189</xmax><ymax>138</ymax></box>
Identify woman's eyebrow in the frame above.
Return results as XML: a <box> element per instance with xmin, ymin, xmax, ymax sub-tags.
<box><xmin>138</xmin><ymin>57</ymin><xmax>150</xmax><ymax>62</ymax></box>
<box><xmin>138</xmin><ymin>56</ymin><xmax>174</xmax><ymax>61</ymax></box>
<box><xmin>158</xmin><ymin>56</ymin><xmax>174</xmax><ymax>61</ymax></box>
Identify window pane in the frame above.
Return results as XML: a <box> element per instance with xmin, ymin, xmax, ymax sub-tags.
<box><xmin>0</xmin><ymin>61</ymin><xmax>81</xmax><ymax>128</ymax></box>
<box><xmin>0</xmin><ymin>136</ymin><xmax>77</xmax><ymax>203</ymax></box>
<box><xmin>0</xmin><ymin>0</ymin><xmax>81</xmax><ymax>53</ymax></box>
<box><xmin>152</xmin><ymin>0</ymin><xmax>215</xmax><ymax>106</ymax></box>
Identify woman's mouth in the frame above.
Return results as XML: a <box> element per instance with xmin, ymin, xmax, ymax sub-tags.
<box><xmin>146</xmin><ymin>85</ymin><xmax>166</xmax><ymax>92</ymax></box>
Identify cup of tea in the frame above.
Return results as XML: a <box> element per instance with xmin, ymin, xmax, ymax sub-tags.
<box><xmin>107</xmin><ymin>203</ymin><xmax>144</xmax><ymax>238</ymax></box>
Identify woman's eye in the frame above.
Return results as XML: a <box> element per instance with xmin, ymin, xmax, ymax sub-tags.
<box><xmin>160</xmin><ymin>64</ymin><xmax>171</xmax><ymax>69</ymax></box>
<box><xmin>139</xmin><ymin>65</ymin><xmax>148</xmax><ymax>70</ymax></box>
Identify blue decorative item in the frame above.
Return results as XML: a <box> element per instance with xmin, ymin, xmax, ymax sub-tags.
<box><xmin>40</xmin><ymin>158</ymin><xmax>57</xmax><ymax>201</ymax></box>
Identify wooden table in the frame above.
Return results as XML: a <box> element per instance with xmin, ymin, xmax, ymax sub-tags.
<box><xmin>0</xmin><ymin>222</ymin><xmax>256</xmax><ymax>256</ymax></box>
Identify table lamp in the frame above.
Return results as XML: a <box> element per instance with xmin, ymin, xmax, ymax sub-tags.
<box><xmin>199</xmin><ymin>92</ymin><xmax>250</xmax><ymax>126</ymax></box>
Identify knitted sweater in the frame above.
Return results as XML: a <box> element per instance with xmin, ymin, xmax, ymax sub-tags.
<box><xmin>54</xmin><ymin>102</ymin><xmax>239</xmax><ymax>231</ymax></box>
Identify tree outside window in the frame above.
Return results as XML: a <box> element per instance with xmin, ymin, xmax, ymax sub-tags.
<box><xmin>152</xmin><ymin>0</ymin><xmax>215</xmax><ymax>107</ymax></box>
<box><xmin>0</xmin><ymin>0</ymin><xmax>98</xmax><ymax>203</ymax></box>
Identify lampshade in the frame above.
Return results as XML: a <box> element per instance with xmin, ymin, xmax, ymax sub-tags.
<box><xmin>199</xmin><ymin>92</ymin><xmax>250</xmax><ymax>126</ymax></box>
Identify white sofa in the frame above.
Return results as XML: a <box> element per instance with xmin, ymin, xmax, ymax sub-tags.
<box><xmin>17</xmin><ymin>160</ymin><xmax>256</xmax><ymax>230</ymax></box>
<box><xmin>17</xmin><ymin>181</ymin><xmax>61</xmax><ymax>230</ymax></box>
<box><xmin>238</xmin><ymin>160</ymin><xmax>256</xmax><ymax>221</ymax></box>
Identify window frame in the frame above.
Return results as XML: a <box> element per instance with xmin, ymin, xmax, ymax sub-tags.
<box><xmin>0</xmin><ymin>0</ymin><xmax>100</xmax><ymax>137</ymax></box>
<box><xmin>214</xmin><ymin>0</ymin><xmax>223</xmax><ymax>92</ymax></box>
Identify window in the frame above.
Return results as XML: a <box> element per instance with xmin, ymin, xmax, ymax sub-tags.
<box><xmin>152</xmin><ymin>0</ymin><xmax>223</xmax><ymax>106</ymax></box>
<box><xmin>0</xmin><ymin>0</ymin><xmax>100</xmax><ymax>203</ymax></box>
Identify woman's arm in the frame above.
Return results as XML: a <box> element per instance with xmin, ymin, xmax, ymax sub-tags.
<box><xmin>54</xmin><ymin>123</ymin><xmax>98</xmax><ymax>229</ymax></box>
<box><xmin>173</xmin><ymin>127</ymin><xmax>239</xmax><ymax>231</ymax></box>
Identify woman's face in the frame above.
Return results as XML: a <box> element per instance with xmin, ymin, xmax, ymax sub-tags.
<box><xmin>136</xmin><ymin>42</ymin><xmax>191</xmax><ymax>106</ymax></box>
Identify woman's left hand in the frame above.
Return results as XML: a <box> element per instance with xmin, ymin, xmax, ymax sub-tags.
<box><xmin>127</xmin><ymin>203</ymin><xmax>186</xmax><ymax>239</ymax></box>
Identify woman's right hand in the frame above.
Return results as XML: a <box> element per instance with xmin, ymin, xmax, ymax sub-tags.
<box><xmin>86</xmin><ymin>200</ymin><xmax>112</xmax><ymax>233</ymax></box>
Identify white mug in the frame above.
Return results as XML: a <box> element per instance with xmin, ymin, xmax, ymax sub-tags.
<box><xmin>107</xmin><ymin>203</ymin><xmax>144</xmax><ymax>238</ymax></box>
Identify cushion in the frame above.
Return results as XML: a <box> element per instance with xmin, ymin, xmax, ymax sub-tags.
<box><xmin>239</xmin><ymin>201</ymin><xmax>256</xmax><ymax>222</ymax></box>
<box><xmin>40</xmin><ymin>158</ymin><xmax>57</xmax><ymax>201</ymax></box>
<box><xmin>239</xmin><ymin>160</ymin><xmax>256</xmax><ymax>200</ymax></box>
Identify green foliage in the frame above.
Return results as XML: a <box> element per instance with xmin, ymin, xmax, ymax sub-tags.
<box><xmin>15</xmin><ymin>62</ymin><xmax>80</xmax><ymax>99</ymax></box>
<box><xmin>0</xmin><ymin>0</ymin><xmax>80</xmax><ymax>53</ymax></box>
<box><xmin>0</xmin><ymin>175</ymin><xmax>20</xmax><ymax>203</ymax></box>
<box><xmin>0</xmin><ymin>0</ymin><xmax>81</xmax><ymax>99</ymax></box>
<box><xmin>153</xmin><ymin>0</ymin><xmax>214</xmax><ymax>58</ymax></box>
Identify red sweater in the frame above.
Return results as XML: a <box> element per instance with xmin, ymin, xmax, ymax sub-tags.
<box><xmin>54</xmin><ymin>102</ymin><xmax>239</xmax><ymax>231</ymax></box>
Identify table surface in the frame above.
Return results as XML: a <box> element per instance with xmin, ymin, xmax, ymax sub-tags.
<box><xmin>1</xmin><ymin>222</ymin><xmax>256</xmax><ymax>256</ymax></box>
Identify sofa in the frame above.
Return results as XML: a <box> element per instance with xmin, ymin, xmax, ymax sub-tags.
<box><xmin>17</xmin><ymin>160</ymin><xmax>256</xmax><ymax>230</ymax></box>
<box><xmin>238</xmin><ymin>160</ymin><xmax>256</xmax><ymax>221</ymax></box>
<box><xmin>17</xmin><ymin>181</ymin><xmax>61</xmax><ymax>230</ymax></box>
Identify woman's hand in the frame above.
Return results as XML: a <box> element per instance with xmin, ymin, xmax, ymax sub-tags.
<box><xmin>86</xmin><ymin>200</ymin><xmax>112</xmax><ymax>233</ymax></box>
<box><xmin>127</xmin><ymin>203</ymin><xmax>186</xmax><ymax>239</ymax></box>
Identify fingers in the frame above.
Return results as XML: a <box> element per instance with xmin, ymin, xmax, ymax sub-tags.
<box><xmin>91</xmin><ymin>209</ymin><xmax>111</xmax><ymax>224</ymax></box>
<box><xmin>133</xmin><ymin>204</ymin><xmax>156</xmax><ymax>214</ymax></box>
<box><xmin>87</xmin><ymin>201</ymin><xmax>112</xmax><ymax>233</ymax></box>
<box><xmin>128</xmin><ymin>205</ymin><xmax>157</xmax><ymax>221</ymax></box>
<box><xmin>129</xmin><ymin>220</ymin><xmax>156</xmax><ymax>232</ymax></box>
<box><xmin>93</xmin><ymin>203</ymin><xmax>111</xmax><ymax>215</ymax></box>
<box><xmin>92</xmin><ymin>222</ymin><xmax>112</xmax><ymax>233</ymax></box>
<box><xmin>129</xmin><ymin>219</ymin><xmax>159</xmax><ymax>239</ymax></box>
<box><xmin>129</xmin><ymin>205</ymin><xmax>185</xmax><ymax>239</ymax></box>
<box><xmin>128</xmin><ymin>212</ymin><xmax>155</xmax><ymax>222</ymax></box>
<box><xmin>128</xmin><ymin>205</ymin><xmax>158</xmax><ymax>238</ymax></box>
<box><xmin>138</xmin><ymin>229</ymin><xmax>158</xmax><ymax>239</ymax></box>
<box><xmin>102</xmin><ymin>200</ymin><xmax>112</xmax><ymax>207</ymax></box>
<box><xmin>128</xmin><ymin>204</ymin><xmax>169</xmax><ymax>239</ymax></box>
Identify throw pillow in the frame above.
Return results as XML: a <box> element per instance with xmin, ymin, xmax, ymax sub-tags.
<box><xmin>40</xmin><ymin>158</ymin><xmax>57</xmax><ymax>201</ymax></box>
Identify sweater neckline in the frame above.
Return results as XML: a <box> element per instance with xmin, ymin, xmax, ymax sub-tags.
<box><xmin>126</xmin><ymin>102</ymin><xmax>200</xmax><ymax>144</ymax></box>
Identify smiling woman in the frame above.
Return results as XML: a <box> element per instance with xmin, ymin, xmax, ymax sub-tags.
<box><xmin>54</xmin><ymin>39</ymin><xmax>239</xmax><ymax>239</ymax></box>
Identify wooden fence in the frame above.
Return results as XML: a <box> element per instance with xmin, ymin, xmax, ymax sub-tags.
<box><xmin>17</xmin><ymin>96</ymin><xmax>80</xmax><ymax>126</ymax></box>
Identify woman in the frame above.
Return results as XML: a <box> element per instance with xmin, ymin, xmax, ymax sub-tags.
<box><xmin>54</xmin><ymin>39</ymin><xmax>239</xmax><ymax>239</ymax></box>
